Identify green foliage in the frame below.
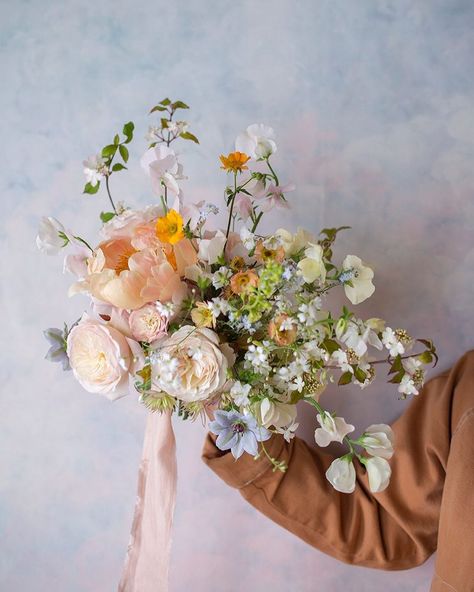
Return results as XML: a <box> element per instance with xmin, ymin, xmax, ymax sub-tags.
<box><xmin>119</xmin><ymin>144</ymin><xmax>129</xmax><ymax>162</ymax></box>
<box><xmin>83</xmin><ymin>181</ymin><xmax>100</xmax><ymax>194</ymax></box>
<box><xmin>338</xmin><ymin>371</ymin><xmax>353</xmax><ymax>386</ymax></box>
<box><xmin>180</xmin><ymin>131</ymin><xmax>199</xmax><ymax>144</ymax></box>
<box><xmin>100</xmin><ymin>211</ymin><xmax>115</xmax><ymax>223</ymax></box>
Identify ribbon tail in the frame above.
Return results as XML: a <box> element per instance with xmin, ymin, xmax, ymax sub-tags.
<box><xmin>118</xmin><ymin>410</ymin><xmax>177</xmax><ymax>592</ymax></box>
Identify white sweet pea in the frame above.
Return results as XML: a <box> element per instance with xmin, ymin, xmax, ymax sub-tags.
<box><xmin>341</xmin><ymin>255</ymin><xmax>375</xmax><ymax>305</ymax></box>
<box><xmin>365</xmin><ymin>456</ymin><xmax>391</xmax><ymax>493</ymax></box>
<box><xmin>235</xmin><ymin>123</ymin><xmax>277</xmax><ymax>160</ymax></box>
<box><xmin>315</xmin><ymin>413</ymin><xmax>355</xmax><ymax>447</ymax></box>
<box><xmin>240</xmin><ymin>226</ymin><xmax>256</xmax><ymax>250</ymax></box>
<box><xmin>359</xmin><ymin>424</ymin><xmax>394</xmax><ymax>459</ymax></box>
<box><xmin>83</xmin><ymin>154</ymin><xmax>107</xmax><ymax>187</ymax></box>
<box><xmin>297</xmin><ymin>243</ymin><xmax>326</xmax><ymax>283</ymax></box>
<box><xmin>36</xmin><ymin>217</ymin><xmax>68</xmax><ymax>255</ymax></box>
<box><xmin>198</xmin><ymin>231</ymin><xmax>227</xmax><ymax>265</ymax></box>
<box><xmin>255</xmin><ymin>398</ymin><xmax>297</xmax><ymax>429</ymax></box>
<box><xmin>339</xmin><ymin>319</ymin><xmax>383</xmax><ymax>357</ymax></box>
<box><xmin>326</xmin><ymin>457</ymin><xmax>356</xmax><ymax>493</ymax></box>
<box><xmin>141</xmin><ymin>145</ymin><xmax>183</xmax><ymax>197</ymax></box>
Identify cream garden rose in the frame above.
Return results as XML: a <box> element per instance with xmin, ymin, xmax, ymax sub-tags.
<box><xmin>66</xmin><ymin>314</ymin><xmax>132</xmax><ymax>399</ymax></box>
<box><xmin>151</xmin><ymin>326</ymin><xmax>230</xmax><ymax>402</ymax></box>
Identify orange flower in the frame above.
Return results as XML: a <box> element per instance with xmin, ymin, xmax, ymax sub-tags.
<box><xmin>219</xmin><ymin>151</ymin><xmax>250</xmax><ymax>173</ymax></box>
<box><xmin>230</xmin><ymin>270</ymin><xmax>259</xmax><ymax>295</ymax></box>
<box><xmin>268</xmin><ymin>314</ymin><xmax>297</xmax><ymax>346</ymax></box>
<box><xmin>156</xmin><ymin>209</ymin><xmax>185</xmax><ymax>245</ymax></box>
<box><xmin>254</xmin><ymin>240</ymin><xmax>285</xmax><ymax>264</ymax></box>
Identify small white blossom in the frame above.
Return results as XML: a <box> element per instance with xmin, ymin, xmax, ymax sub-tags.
<box><xmin>275</xmin><ymin>421</ymin><xmax>299</xmax><ymax>442</ymax></box>
<box><xmin>212</xmin><ymin>266</ymin><xmax>233</xmax><ymax>289</ymax></box>
<box><xmin>398</xmin><ymin>374</ymin><xmax>419</xmax><ymax>396</ymax></box>
<box><xmin>230</xmin><ymin>381</ymin><xmax>252</xmax><ymax>406</ymax></box>
<box><xmin>382</xmin><ymin>327</ymin><xmax>405</xmax><ymax>357</ymax></box>
<box><xmin>209</xmin><ymin>297</ymin><xmax>230</xmax><ymax>317</ymax></box>
<box><xmin>332</xmin><ymin>350</ymin><xmax>354</xmax><ymax>374</ymax></box>
<box><xmin>83</xmin><ymin>154</ymin><xmax>107</xmax><ymax>187</ymax></box>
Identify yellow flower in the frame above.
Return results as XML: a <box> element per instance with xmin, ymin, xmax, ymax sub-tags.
<box><xmin>191</xmin><ymin>302</ymin><xmax>215</xmax><ymax>328</ymax></box>
<box><xmin>219</xmin><ymin>151</ymin><xmax>250</xmax><ymax>173</ymax></box>
<box><xmin>156</xmin><ymin>209</ymin><xmax>184</xmax><ymax>245</ymax></box>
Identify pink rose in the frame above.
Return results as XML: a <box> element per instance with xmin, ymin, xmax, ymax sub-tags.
<box><xmin>66</xmin><ymin>314</ymin><xmax>133</xmax><ymax>399</ymax></box>
<box><xmin>129</xmin><ymin>303</ymin><xmax>169</xmax><ymax>343</ymax></box>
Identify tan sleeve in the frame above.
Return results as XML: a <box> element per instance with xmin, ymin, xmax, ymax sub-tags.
<box><xmin>202</xmin><ymin>351</ymin><xmax>474</xmax><ymax>572</ymax></box>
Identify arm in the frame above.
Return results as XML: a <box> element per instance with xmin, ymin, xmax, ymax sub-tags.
<box><xmin>202</xmin><ymin>351</ymin><xmax>474</xmax><ymax>571</ymax></box>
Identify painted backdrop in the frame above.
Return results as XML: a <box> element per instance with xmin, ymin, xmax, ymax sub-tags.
<box><xmin>1</xmin><ymin>1</ymin><xmax>473</xmax><ymax>590</ymax></box>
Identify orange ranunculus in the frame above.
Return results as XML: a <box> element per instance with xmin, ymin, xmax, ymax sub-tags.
<box><xmin>230</xmin><ymin>270</ymin><xmax>259</xmax><ymax>295</ymax></box>
<box><xmin>219</xmin><ymin>151</ymin><xmax>250</xmax><ymax>173</ymax></box>
<box><xmin>268</xmin><ymin>314</ymin><xmax>297</xmax><ymax>346</ymax></box>
<box><xmin>156</xmin><ymin>209</ymin><xmax>185</xmax><ymax>244</ymax></box>
<box><xmin>254</xmin><ymin>240</ymin><xmax>285</xmax><ymax>264</ymax></box>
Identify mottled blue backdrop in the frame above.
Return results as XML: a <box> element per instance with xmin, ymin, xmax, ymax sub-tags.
<box><xmin>1</xmin><ymin>1</ymin><xmax>473</xmax><ymax>590</ymax></box>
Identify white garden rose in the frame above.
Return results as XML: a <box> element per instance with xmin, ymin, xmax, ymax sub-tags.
<box><xmin>255</xmin><ymin>398</ymin><xmax>297</xmax><ymax>429</ymax></box>
<box><xmin>151</xmin><ymin>325</ymin><xmax>229</xmax><ymax>402</ymax></box>
<box><xmin>326</xmin><ymin>457</ymin><xmax>356</xmax><ymax>493</ymax></box>
<box><xmin>341</xmin><ymin>255</ymin><xmax>375</xmax><ymax>305</ymax></box>
<box><xmin>365</xmin><ymin>456</ymin><xmax>391</xmax><ymax>493</ymax></box>
<box><xmin>66</xmin><ymin>314</ymin><xmax>133</xmax><ymax>399</ymax></box>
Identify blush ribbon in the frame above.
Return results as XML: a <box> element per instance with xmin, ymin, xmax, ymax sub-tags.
<box><xmin>118</xmin><ymin>410</ymin><xmax>177</xmax><ymax>592</ymax></box>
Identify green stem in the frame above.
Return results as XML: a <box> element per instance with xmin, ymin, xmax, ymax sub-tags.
<box><xmin>225</xmin><ymin>172</ymin><xmax>238</xmax><ymax>239</ymax></box>
<box><xmin>105</xmin><ymin>175</ymin><xmax>117</xmax><ymax>214</ymax></box>
<box><xmin>73</xmin><ymin>236</ymin><xmax>94</xmax><ymax>252</ymax></box>
<box><xmin>266</xmin><ymin>158</ymin><xmax>279</xmax><ymax>185</ymax></box>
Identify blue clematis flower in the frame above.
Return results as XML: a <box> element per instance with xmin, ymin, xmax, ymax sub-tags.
<box><xmin>209</xmin><ymin>410</ymin><xmax>271</xmax><ymax>459</ymax></box>
<box><xmin>44</xmin><ymin>326</ymin><xmax>71</xmax><ymax>371</ymax></box>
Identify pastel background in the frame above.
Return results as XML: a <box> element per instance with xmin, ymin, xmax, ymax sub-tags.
<box><xmin>1</xmin><ymin>0</ymin><xmax>473</xmax><ymax>590</ymax></box>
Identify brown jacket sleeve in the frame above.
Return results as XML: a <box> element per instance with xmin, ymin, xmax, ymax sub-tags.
<box><xmin>202</xmin><ymin>351</ymin><xmax>474</xmax><ymax>582</ymax></box>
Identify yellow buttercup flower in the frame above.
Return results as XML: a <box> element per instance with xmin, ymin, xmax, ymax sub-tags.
<box><xmin>219</xmin><ymin>151</ymin><xmax>250</xmax><ymax>173</ymax></box>
<box><xmin>156</xmin><ymin>209</ymin><xmax>185</xmax><ymax>245</ymax></box>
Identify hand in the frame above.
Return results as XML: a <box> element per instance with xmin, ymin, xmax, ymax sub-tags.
<box><xmin>204</xmin><ymin>398</ymin><xmax>220</xmax><ymax>421</ymax></box>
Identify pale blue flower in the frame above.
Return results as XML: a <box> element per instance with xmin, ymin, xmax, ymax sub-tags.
<box><xmin>209</xmin><ymin>410</ymin><xmax>271</xmax><ymax>459</ymax></box>
<box><xmin>44</xmin><ymin>326</ymin><xmax>70</xmax><ymax>371</ymax></box>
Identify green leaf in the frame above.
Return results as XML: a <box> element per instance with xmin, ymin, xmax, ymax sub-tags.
<box><xmin>122</xmin><ymin>121</ymin><xmax>134</xmax><ymax>143</ymax></box>
<box><xmin>119</xmin><ymin>144</ymin><xmax>129</xmax><ymax>162</ymax></box>
<box><xmin>172</xmin><ymin>100</ymin><xmax>189</xmax><ymax>110</ymax></box>
<box><xmin>388</xmin><ymin>370</ymin><xmax>405</xmax><ymax>384</ymax></box>
<box><xmin>100</xmin><ymin>211</ymin><xmax>116</xmax><ymax>223</ymax></box>
<box><xmin>338</xmin><ymin>371</ymin><xmax>353</xmax><ymax>386</ymax></box>
<box><xmin>354</xmin><ymin>367</ymin><xmax>367</xmax><ymax>383</ymax></box>
<box><xmin>113</xmin><ymin>134</ymin><xmax>120</xmax><ymax>145</ymax></box>
<box><xmin>179</xmin><ymin>131</ymin><xmax>199</xmax><ymax>144</ymax></box>
<box><xmin>321</xmin><ymin>338</ymin><xmax>339</xmax><ymax>355</ymax></box>
<box><xmin>150</xmin><ymin>105</ymin><xmax>168</xmax><ymax>113</ymax></box>
<box><xmin>102</xmin><ymin>144</ymin><xmax>117</xmax><ymax>158</ymax></box>
<box><xmin>160</xmin><ymin>97</ymin><xmax>171</xmax><ymax>106</ymax></box>
<box><xmin>112</xmin><ymin>163</ymin><xmax>127</xmax><ymax>172</ymax></box>
<box><xmin>388</xmin><ymin>354</ymin><xmax>402</xmax><ymax>374</ymax></box>
<box><xmin>83</xmin><ymin>181</ymin><xmax>100</xmax><ymax>195</ymax></box>
<box><xmin>160</xmin><ymin>118</ymin><xmax>169</xmax><ymax>129</ymax></box>
<box><xmin>417</xmin><ymin>351</ymin><xmax>433</xmax><ymax>364</ymax></box>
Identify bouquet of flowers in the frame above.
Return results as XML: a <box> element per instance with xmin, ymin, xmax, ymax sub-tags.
<box><xmin>38</xmin><ymin>98</ymin><xmax>437</xmax><ymax>496</ymax></box>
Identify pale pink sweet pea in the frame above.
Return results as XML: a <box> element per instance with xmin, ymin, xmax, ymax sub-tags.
<box><xmin>257</xmin><ymin>183</ymin><xmax>295</xmax><ymax>212</ymax></box>
<box><xmin>141</xmin><ymin>145</ymin><xmax>183</xmax><ymax>197</ymax></box>
<box><xmin>234</xmin><ymin>193</ymin><xmax>253</xmax><ymax>220</ymax></box>
<box><xmin>129</xmin><ymin>303</ymin><xmax>169</xmax><ymax>343</ymax></box>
